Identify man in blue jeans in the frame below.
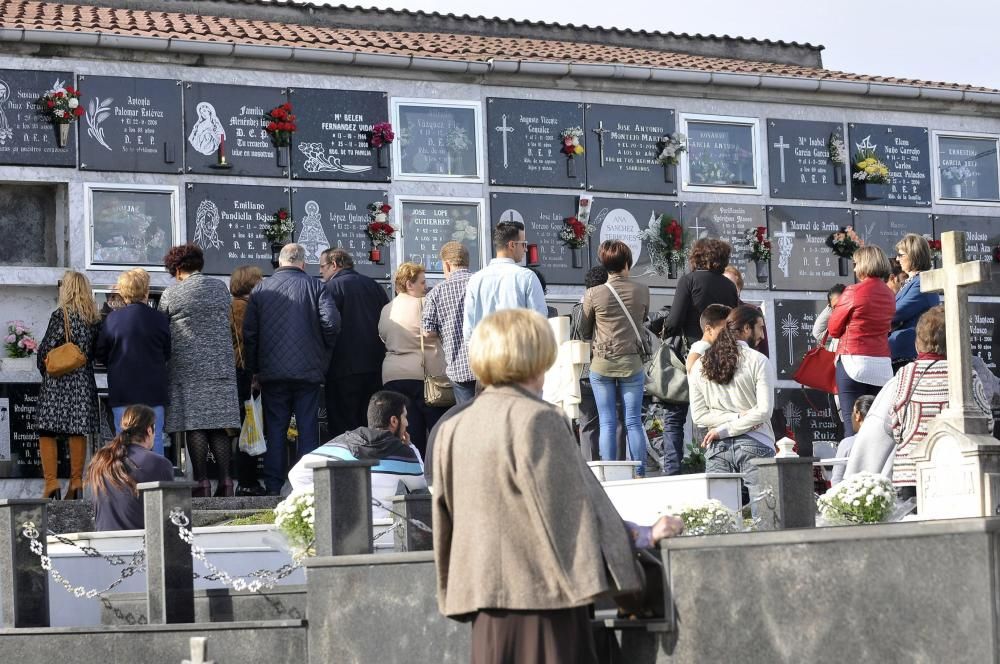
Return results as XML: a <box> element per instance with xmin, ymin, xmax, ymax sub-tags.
<box><xmin>243</xmin><ymin>244</ymin><xmax>341</xmax><ymax>495</ymax></box>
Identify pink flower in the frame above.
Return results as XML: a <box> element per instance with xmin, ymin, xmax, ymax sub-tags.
<box><xmin>4</xmin><ymin>334</ymin><xmax>14</xmax><ymax>344</ymax></box>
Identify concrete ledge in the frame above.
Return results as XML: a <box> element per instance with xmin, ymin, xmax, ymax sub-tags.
<box><xmin>0</xmin><ymin>619</ymin><xmax>304</xmax><ymax>635</ymax></box>
<box><xmin>306</xmin><ymin>550</ymin><xmax>433</xmax><ymax>568</ymax></box>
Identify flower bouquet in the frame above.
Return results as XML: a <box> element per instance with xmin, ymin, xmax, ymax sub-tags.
<box><xmin>366</xmin><ymin>202</ymin><xmax>395</xmax><ymax>264</ymax></box>
<box><xmin>559</xmin><ymin>216</ymin><xmax>595</xmax><ymax>268</ymax></box>
<box><xmin>265</xmin><ymin>102</ymin><xmax>296</xmax><ymax>165</ymax></box>
<box><xmin>263</xmin><ymin>208</ymin><xmax>294</xmax><ymax>243</ymax></box>
<box><xmin>274</xmin><ymin>488</ymin><xmax>315</xmax><ymax>561</ymax></box>
<box><xmin>560</xmin><ymin>127</ymin><xmax>584</xmax><ymax>177</ymax></box>
<box><xmin>816</xmin><ymin>472</ymin><xmax>895</xmax><ymax>525</ymax></box>
<box><xmin>942</xmin><ymin>164</ymin><xmax>973</xmax><ymax>198</ymax></box>
<box><xmin>828</xmin><ymin>134</ymin><xmax>847</xmax><ymax>185</ymax></box>
<box><xmin>446</xmin><ymin>127</ymin><xmax>471</xmax><ymax>173</ymax></box>
<box><xmin>825</xmin><ymin>225</ymin><xmax>863</xmax><ymax>276</ymax></box>
<box><xmin>4</xmin><ymin>321</ymin><xmax>38</xmax><ymax>359</ymax></box>
<box><xmin>853</xmin><ymin>147</ymin><xmax>890</xmax><ymax>200</ymax></box>
<box><xmin>38</xmin><ymin>82</ymin><xmax>83</xmax><ymax>147</ymax></box>
<box><xmin>661</xmin><ymin>499</ymin><xmax>741</xmax><ymax>536</ymax></box>
<box><xmin>643</xmin><ymin>214</ymin><xmax>685</xmax><ymax>279</ymax></box>
<box><xmin>656</xmin><ymin>132</ymin><xmax>687</xmax><ymax>182</ymax></box>
<box><xmin>744</xmin><ymin>226</ymin><xmax>772</xmax><ymax>281</ymax></box>
<box><xmin>928</xmin><ymin>238</ymin><xmax>942</xmax><ymax>268</ymax></box>
<box><xmin>370</xmin><ymin>122</ymin><xmax>395</xmax><ymax>167</ymax></box>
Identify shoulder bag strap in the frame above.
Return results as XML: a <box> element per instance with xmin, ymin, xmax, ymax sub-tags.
<box><xmin>231</xmin><ymin>303</ymin><xmax>244</xmax><ymax>368</ymax></box>
<box><xmin>61</xmin><ymin>308</ymin><xmax>72</xmax><ymax>344</ymax></box>
<box><xmin>419</xmin><ymin>299</ymin><xmax>428</xmax><ymax>378</ymax></box>
<box><xmin>604</xmin><ymin>283</ymin><xmax>645</xmax><ymax>355</ymax></box>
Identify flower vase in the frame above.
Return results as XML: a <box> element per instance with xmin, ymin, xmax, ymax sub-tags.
<box><xmin>664</xmin><ymin>165</ymin><xmax>674</xmax><ymax>183</ymax></box>
<box><xmin>755</xmin><ymin>259</ymin><xmax>768</xmax><ymax>282</ymax></box>
<box><xmin>57</xmin><ymin>123</ymin><xmax>70</xmax><ymax>148</ymax></box>
<box><xmin>270</xmin><ymin>242</ymin><xmax>284</xmax><ymax>269</ymax></box>
<box><xmin>370</xmin><ymin>247</ymin><xmax>384</xmax><ymax>265</ymax></box>
<box><xmin>567</xmin><ymin>157</ymin><xmax>576</xmax><ymax>178</ymax></box>
<box><xmin>932</xmin><ymin>254</ymin><xmax>942</xmax><ymax>269</ymax></box>
<box><xmin>376</xmin><ymin>145</ymin><xmax>387</xmax><ymax>169</ymax></box>
<box><xmin>838</xmin><ymin>256</ymin><xmax>849</xmax><ymax>277</ymax></box>
<box><xmin>276</xmin><ymin>146</ymin><xmax>287</xmax><ymax>168</ymax></box>
<box><xmin>571</xmin><ymin>247</ymin><xmax>582</xmax><ymax>268</ymax></box>
<box><xmin>833</xmin><ymin>164</ymin><xmax>846</xmax><ymax>186</ymax></box>
<box><xmin>667</xmin><ymin>261</ymin><xmax>678</xmax><ymax>280</ymax></box>
<box><xmin>855</xmin><ymin>181</ymin><xmax>888</xmax><ymax>201</ymax></box>
<box><xmin>949</xmin><ymin>184</ymin><xmax>963</xmax><ymax>198</ymax></box>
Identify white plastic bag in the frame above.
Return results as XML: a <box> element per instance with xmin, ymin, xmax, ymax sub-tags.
<box><xmin>238</xmin><ymin>396</ymin><xmax>267</xmax><ymax>456</ymax></box>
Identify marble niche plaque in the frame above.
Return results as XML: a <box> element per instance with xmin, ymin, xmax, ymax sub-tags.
<box><xmin>766</xmin><ymin>119</ymin><xmax>847</xmax><ymax>201</ymax></box>
<box><xmin>89</xmin><ymin>187</ymin><xmax>175</xmax><ymax>268</ymax></box>
<box><xmin>936</xmin><ymin>134</ymin><xmax>1000</xmax><ymax>203</ymax></box>
<box><xmin>589</xmin><ymin>199</ymin><xmax>682</xmax><ymax>289</ymax></box>
<box><xmin>772</xmin><ymin>298</ymin><xmax>827</xmax><ymax>379</ymax></box>
<box><xmin>395</xmin><ymin>101</ymin><xmax>480</xmax><ymax>179</ymax></box>
<box><xmin>774</xmin><ymin>387</ymin><xmax>843</xmax><ymax>458</ymax></box>
<box><xmin>851</xmin><ymin>210</ymin><xmax>933</xmax><ymax>258</ymax></box>
<box><xmin>684</xmin><ymin>118</ymin><xmax>758</xmax><ymax>190</ymax></box>
<box><xmin>583</xmin><ymin>104</ymin><xmax>677</xmax><ymax>195</ymax></box>
<box><xmin>767</xmin><ymin>205</ymin><xmax>855</xmax><ymax>292</ymax></box>
<box><xmin>849</xmin><ymin>123</ymin><xmax>932</xmax><ymax>207</ymax></box>
<box><xmin>397</xmin><ymin>199</ymin><xmax>483</xmax><ymax>273</ymax></box>
<box><xmin>682</xmin><ymin>202</ymin><xmax>768</xmax><ymax>289</ymax></box>
<box><xmin>487</xmin><ymin>98</ymin><xmax>584</xmax><ymax>188</ymax></box>
<box><xmin>491</xmin><ymin>192</ymin><xmax>584</xmax><ymax>285</ymax></box>
<box><xmin>932</xmin><ymin>215</ymin><xmax>1000</xmax><ymax>296</ymax></box>
<box><xmin>0</xmin><ymin>382</ymin><xmax>70</xmax><ymax>479</ymax></box>
<box><xmin>0</xmin><ymin>69</ymin><xmax>76</xmax><ymax>167</ymax></box>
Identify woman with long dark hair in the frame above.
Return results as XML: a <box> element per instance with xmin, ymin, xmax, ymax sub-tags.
<box><xmin>86</xmin><ymin>404</ymin><xmax>174</xmax><ymax>531</ymax></box>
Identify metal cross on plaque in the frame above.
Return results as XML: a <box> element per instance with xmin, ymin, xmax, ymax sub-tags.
<box><xmin>772</xmin><ymin>135</ymin><xmax>789</xmax><ymax>183</ymax></box>
<box><xmin>494</xmin><ymin>114</ymin><xmax>514</xmax><ymax>169</ymax></box>
<box><xmin>688</xmin><ymin>216</ymin><xmax>707</xmax><ymax>239</ymax></box>
<box><xmin>592</xmin><ymin>121</ymin><xmax>609</xmax><ymax>167</ymax></box>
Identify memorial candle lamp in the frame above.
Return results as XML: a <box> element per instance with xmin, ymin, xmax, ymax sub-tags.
<box><xmin>560</xmin><ymin>127</ymin><xmax>584</xmax><ymax>178</ymax></box>
<box><xmin>369</xmin><ymin>122</ymin><xmax>395</xmax><ymax>169</ymax></box>
<box><xmin>526</xmin><ymin>243</ymin><xmax>541</xmax><ymax>267</ymax></box>
<box><xmin>825</xmin><ymin>226</ymin><xmax>863</xmax><ymax>277</ymax></box>
<box><xmin>992</xmin><ymin>245</ymin><xmax>1000</xmax><ymax>263</ymax></box>
<box><xmin>366</xmin><ymin>201</ymin><xmax>395</xmax><ymax>266</ymax></box>
<box><xmin>928</xmin><ymin>238</ymin><xmax>943</xmax><ymax>268</ymax></box>
<box><xmin>744</xmin><ymin>226</ymin><xmax>773</xmax><ymax>282</ymax></box>
<box><xmin>212</xmin><ymin>132</ymin><xmax>232</xmax><ymax>170</ymax></box>
<box><xmin>37</xmin><ymin>82</ymin><xmax>84</xmax><ymax>148</ymax></box>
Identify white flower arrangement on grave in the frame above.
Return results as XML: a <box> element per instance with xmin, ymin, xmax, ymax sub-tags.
<box><xmin>656</xmin><ymin>132</ymin><xmax>687</xmax><ymax>166</ymax></box>
<box><xmin>274</xmin><ymin>488</ymin><xmax>316</xmax><ymax>561</ymax></box>
<box><xmin>661</xmin><ymin>499</ymin><xmax>742</xmax><ymax>536</ymax></box>
<box><xmin>816</xmin><ymin>472</ymin><xmax>895</xmax><ymax>525</ymax></box>
<box><xmin>447</xmin><ymin>126</ymin><xmax>472</xmax><ymax>153</ymax></box>
<box><xmin>942</xmin><ymin>164</ymin><xmax>974</xmax><ymax>182</ymax></box>
<box><xmin>560</xmin><ymin>127</ymin><xmax>585</xmax><ymax>157</ymax></box>
<box><xmin>827</xmin><ymin>135</ymin><xmax>847</xmax><ymax>164</ymax></box>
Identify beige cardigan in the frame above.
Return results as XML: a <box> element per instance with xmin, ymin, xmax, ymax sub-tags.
<box><xmin>378</xmin><ymin>293</ymin><xmax>446</xmax><ymax>384</ymax></box>
<box><xmin>432</xmin><ymin>384</ymin><xmax>643</xmax><ymax>617</ymax></box>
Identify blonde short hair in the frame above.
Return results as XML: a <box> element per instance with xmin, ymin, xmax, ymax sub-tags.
<box><xmin>853</xmin><ymin>245</ymin><xmax>892</xmax><ymax>280</ymax></box>
<box><xmin>394</xmin><ymin>262</ymin><xmax>425</xmax><ymax>295</ymax></box>
<box><xmin>469</xmin><ymin>309</ymin><xmax>557</xmax><ymax>386</ymax></box>
<box><xmin>895</xmin><ymin>233</ymin><xmax>932</xmax><ymax>272</ymax></box>
<box><xmin>116</xmin><ymin>268</ymin><xmax>149</xmax><ymax>304</ymax></box>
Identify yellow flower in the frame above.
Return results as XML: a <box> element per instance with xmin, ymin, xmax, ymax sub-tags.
<box><xmin>855</xmin><ymin>161</ymin><xmax>867</xmax><ymax>170</ymax></box>
<box><xmin>574</xmin><ymin>145</ymin><xmax>584</xmax><ymax>155</ymax></box>
<box><xmin>879</xmin><ymin>167</ymin><xmax>889</xmax><ymax>177</ymax></box>
<box><xmin>865</xmin><ymin>165</ymin><xmax>877</xmax><ymax>174</ymax></box>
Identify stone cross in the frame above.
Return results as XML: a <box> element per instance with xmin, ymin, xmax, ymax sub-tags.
<box><xmin>494</xmin><ymin>114</ymin><xmax>514</xmax><ymax>169</ymax></box>
<box><xmin>592</xmin><ymin>121</ymin><xmax>609</xmax><ymax>167</ymax></box>
<box><xmin>772</xmin><ymin>135</ymin><xmax>789</xmax><ymax>183</ymax></box>
<box><xmin>920</xmin><ymin>230</ymin><xmax>992</xmax><ymax>434</ymax></box>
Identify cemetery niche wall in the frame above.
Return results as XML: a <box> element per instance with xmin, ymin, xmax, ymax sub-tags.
<box><xmin>491</xmin><ymin>192</ymin><xmax>585</xmax><ymax>284</ymax></box>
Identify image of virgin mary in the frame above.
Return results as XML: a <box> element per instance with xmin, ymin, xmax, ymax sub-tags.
<box><xmin>188</xmin><ymin>102</ymin><xmax>226</xmax><ymax>156</ymax></box>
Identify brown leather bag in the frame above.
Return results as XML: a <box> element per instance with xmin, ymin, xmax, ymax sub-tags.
<box><xmin>43</xmin><ymin>308</ymin><xmax>87</xmax><ymax>378</ymax></box>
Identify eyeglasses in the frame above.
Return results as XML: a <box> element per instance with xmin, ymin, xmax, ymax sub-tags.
<box><xmin>511</xmin><ymin>241</ymin><xmax>528</xmax><ymax>247</ymax></box>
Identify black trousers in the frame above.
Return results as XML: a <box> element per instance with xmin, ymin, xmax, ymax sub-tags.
<box><xmin>325</xmin><ymin>371</ymin><xmax>382</xmax><ymax>440</ymax></box>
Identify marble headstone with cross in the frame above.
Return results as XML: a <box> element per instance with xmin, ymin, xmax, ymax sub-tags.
<box><xmin>911</xmin><ymin>230</ymin><xmax>1000</xmax><ymax>518</ymax></box>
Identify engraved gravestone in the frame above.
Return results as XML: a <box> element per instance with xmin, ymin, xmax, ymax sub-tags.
<box><xmin>773</xmin><ymin>388</ymin><xmax>842</xmax><ymax>458</ymax></box>
<box><xmin>851</xmin><ymin>210</ymin><xmax>933</xmax><ymax>258</ymax></box>
<box><xmin>486</xmin><ymin>98</ymin><xmax>585</xmax><ymax>188</ymax></box>
<box><xmin>290</xmin><ymin>88</ymin><xmax>389</xmax><ymax>182</ymax></box>
<box><xmin>848</xmin><ymin>123</ymin><xmax>931</xmax><ymax>206</ymax></box>
<box><xmin>589</xmin><ymin>198</ymin><xmax>681</xmax><ymax>288</ymax></box>
<box><xmin>968</xmin><ymin>301</ymin><xmax>1000</xmax><ymax>439</ymax></box>
<box><xmin>767</xmin><ymin>205</ymin><xmax>855</xmax><ymax>292</ymax></box>
<box><xmin>396</xmin><ymin>103</ymin><xmax>479</xmax><ymax>178</ymax></box>
<box><xmin>583</xmin><ymin>104</ymin><xmax>677</xmax><ymax>195</ymax></box>
<box><xmin>185</xmin><ymin>183</ymin><xmax>290</xmax><ymax>275</ymax></box>
<box><xmin>773</xmin><ymin>298</ymin><xmax>827</xmax><ymax>379</ymax></box>
<box><xmin>766</xmin><ymin>119</ymin><xmax>846</xmax><ymax>201</ymax></box>
<box><xmin>77</xmin><ymin>76</ymin><xmax>183</xmax><ymax>173</ymax></box>
<box><xmin>291</xmin><ymin>187</ymin><xmax>391</xmax><ymax>281</ymax></box>
<box><xmin>933</xmin><ymin>215</ymin><xmax>1000</xmax><ymax>296</ymax></box>
<box><xmin>491</xmin><ymin>193</ymin><xmax>585</xmax><ymax>285</ymax></box>
<box><xmin>397</xmin><ymin>200</ymin><xmax>482</xmax><ymax>273</ymax></box>
<box><xmin>937</xmin><ymin>135</ymin><xmax>1000</xmax><ymax>203</ymax></box>
<box><xmin>0</xmin><ymin>69</ymin><xmax>76</xmax><ymax>167</ymax></box>
<box><xmin>0</xmin><ymin>383</ymin><xmax>69</xmax><ymax>479</ymax></box>
<box><xmin>682</xmin><ymin>202</ymin><xmax>768</xmax><ymax>289</ymax></box>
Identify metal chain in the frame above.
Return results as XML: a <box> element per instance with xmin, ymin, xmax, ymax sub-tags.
<box><xmin>45</xmin><ymin>531</ymin><xmax>129</xmax><ymax>566</ymax></box>
<box><xmin>371</xmin><ymin>498</ymin><xmax>432</xmax><ymax>533</ymax></box>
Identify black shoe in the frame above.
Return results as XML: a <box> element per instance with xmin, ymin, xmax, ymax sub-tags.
<box><xmin>235</xmin><ymin>482</ymin><xmax>266</xmax><ymax>497</ymax></box>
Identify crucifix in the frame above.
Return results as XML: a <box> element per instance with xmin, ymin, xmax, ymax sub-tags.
<box><xmin>592</xmin><ymin>121</ymin><xmax>609</xmax><ymax>167</ymax></box>
<box><xmin>688</xmin><ymin>216</ymin><xmax>706</xmax><ymax>239</ymax></box>
<box><xmin>920</xmin><ymin>230</ymin><xmax>992</xmax><ymax>434</ymax></box>
<box><xmin>772</xmin><ymin>135</ymin><xmax>789</xmax><ymax>183</ymax></box>
<box><xmin>494</xmin><ymin>114</ymin><xmax>514</xmax><ymax>169</ymax></box>
<box><xmin>773</xmin><ymin>221</ymin><xmax>795</xmax><ymax>278</ymax></box>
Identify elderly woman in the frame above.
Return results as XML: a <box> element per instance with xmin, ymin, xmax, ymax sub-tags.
<box><xmin>890</xmin><ymin>234</ymin><xmax>939</xmax><ymax>370</ymax></box>
<box><xmin>828</xmin><ymin>245</ymin><xmax>896</xmax><ymax>437</ymax></box>
<box><xmin>379</xmin><ymin>261</ymin><xmax>448</xmax><ymax>457</ymax></box>
<box><xmin>160</xmin><ymin>244</ymin><xmax>240</xmax><ymax>497</ymax></box>
<box><xmin>843</xmin><ymin>306</ymin><xmax>992</xmax><ymax>501</ymax></box>
<box><xmin>432</xmin><ymin>309</ymin><xmax>683</xmax><ymax>663</ymax></box>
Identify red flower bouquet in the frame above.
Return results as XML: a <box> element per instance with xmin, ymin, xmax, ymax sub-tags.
<box><xmin>264</xmin><ymin>207</ymin><xmax>294</xmax><ymax>243</ymax></box>
<box><xmin>745</xmin><ymin>226</ymin><xmax>773</xmax><ymax>262</ymax></box>
<box><xmin>265</xmin><ymin>102</ymin><xmax>297</xmax><ymax>147</ymax></box>
<box><xmin>39</xmin><ymin>83</ymin><xmax>84</xmax><ymax>124</ymax></box>
<box><xmin>370</xmin><ymin>122</ymin><xmax>395</xmax><ymax>148</ymax></box>
<box><xmin>558</xmin><ymin>216</ymin><xmax>595</xmax><ymax>249</ymax></box>
<box><xmin>366</xmin><ymin>202</ymin><xmax>395</xmax><ymax>247</ymax></box>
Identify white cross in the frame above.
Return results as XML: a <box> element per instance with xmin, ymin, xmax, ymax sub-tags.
<box><xmin>920</xmin><ymin>230</ymin><xmax>993</xmax><ymax>434</ymax></box>
<box><xmin>494</xmin><ymin>114</ymin><xmax>514</xmax><ymax>169</ymax></box>
<box><xmin>688</xmin><ymin>216</ymin><xmax>707</xmax><ymax>239</ymax></box>
<box><xmin>772</xmin><ymin>135</ymin><xmax>790</xmax><ymax>183</ymax></box>
<box><xmin>592</xmin><ymin>121</ymin><xmax>609</xmax><ymax>167</ymax></box>
<box><xmin>773</xmin><ymin>221</ymin><xmax>795</xmax><ymax>278</ymax></box>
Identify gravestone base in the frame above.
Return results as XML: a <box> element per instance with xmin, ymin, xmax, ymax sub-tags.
<box><xmin>913</xmin><ymin>418</ymin><xmax>1000</xmax><ymax>519</ymax></box>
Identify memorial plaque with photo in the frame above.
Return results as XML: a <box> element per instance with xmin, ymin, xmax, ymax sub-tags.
<box><xmin>767</xmin><ymin>119</ymin><xmax>847</xmax><ymax>201</ymax></box>
<box><xmin>772</xmin><ymin>298</ymin><xmax>827</xmax><ymax>379</ymax></box>
<box><xmin>767</xmin><ymin>205</ymin><xmax>854</xmax><ymax>292</ymax></box>
<box><xmin>682</xmin><ymin>202</ymin><xmax>768</xmax><ymax>290</ymax></box>
<box><xmin>491</xmin><ymin>193</ymin><xmax>583</xmax><ymax>285</ymax></box>
<box><xmin>290</xmin><ymin>88</ymin><xmax>388</xmax><ymax>182</ymax></box>
<box><xmin>487</xmin><ymin>98</ymin><xmax>584</xmax><ymax>188</ymax></box>
<box><xmin>184</xmin><ymin>83</ymin><xmax>286</xmax><ymax>178</ymax></box>
<box><xmin>78</xmin><ymin>76</ymin><xmax>183</xmax><ymax>174</ymax></box>
<box><xmin>685</xmin><ymin>119</ymin><xmax>756</xmax><ymax>188</ymax></box>
<box><xmin>185</xmin><ymin>183</ymin><xmax>290</xmax><ymax>275</ymax></box>
<box><xmin>396</xmin><ymin>102</ymin><xmax>479</xmax><ymax>178</ymax></box>
<box><xmin>937</xmin><ymin>135</ymin><xmax>1000</xmax><ymax>202</ymax></box>
<box><xmin>774</xmin><ymin>388</ymin><xmax>843</xmax><ymax>458</ymax></box>
<box><xmin>0</xmin><ymin>69</ymin><xmax>76</xmax><ymax>167</ymax></box>
<box><xmin>397</xmin><ymin>200</ymin><xmax>482</xmax><ymax>273</ymax></box>
<box><xmin>90</xmin><ymin>188</ymin><xmax>175</xmax><ymax>267</ymax></box>
<box><xmin>849</xmin><ymin>123</ymin><xmax>931</xmax><ymax>207</ymax></box>
<box><xmin>583</xmin><ymin>104</ymin><xmax>676</xmax><ymax>195</ymax></box>
<box><xmin>291</xmin><ymin>187</ymin><xmax>391</xmax><ymax>281</ymax></box>
<box><xmin>0</xmin><ymin>382</ymin><xmax>68</xmax><ymax>479</ymax></box>
<box><xmin>588</xmin><ymin>198</ymin><xmax>681</xmax><ymax>288</ymax></box>
<box><xmin>851</xmin><ymin>210</ymin><xmax>932</xmax><ymax>257</ymax></box>
<box><xmin>932</xmin><ymin>215</ymin><xmax>1000</xmax><ymax>296</ymax></box>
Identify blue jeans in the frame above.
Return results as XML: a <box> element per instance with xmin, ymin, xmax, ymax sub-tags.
<box><xmin>589</xmin><ymin>369</ymin><xmax>648</xmax><ymax>476</ymax></box>
<box><xmin>705</xmin><ymin>435</ymin><xmax>775</xmax><ymax>516</ymax></box>
<box><xmin>113</xmin><ymin>405</ymin><xmax>166</xmax><ymax>457</ymax></box>
<box><xmin>660</xmin><ymin>402</ymin><xmax>689</xmax><ymax>476</ymax></box>
<box><xmin>452</xmin><ymin>380</ymin><xmax>477</xmax><ymax>405</ymax></box>
<box><xmin>261</xmin><ymin>381</ymin><xmax>321</xmax><ymax>494</ymax></box>
<box><xmin>835</xmin><ymin>362</ymin><xmax>881</xmax><ymax>437</ymax></box>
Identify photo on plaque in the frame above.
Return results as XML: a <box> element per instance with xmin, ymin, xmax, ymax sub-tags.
<box><xmin>680</xmin><ymin>113</ymin><xmax>761</xmax><ymax>194</ymax></box>
<box><xmin>766</xmin><ymin>205</ymin><xmax>854</xmax><ymax>292</ymax></box>
<box><xmin>848</xmin><ymin>123</ymin><xmax>931</xmax><ymax>207</ymax></box>
<box><xmin>0</xmin><ymin>69</ymin><xmax>76</xmax><ymax>167</ymax></box>
<box><xmin>584</xmin><ymin>104</ymin><xmax>677</xmax><ymax>195</ymax></box>
<box><xmin>491</xmin><ymin>193</ymin><xmax>584</xmax><ymax>285</ymax></box>
<box><xmin>766</xmin><ymin>119</ymin><xmax>847</xmax><ymax>201</ymax></box>
<box><xmin>394</xmin><ymin>197</ymin><xmax>484</xmax><ymax>274</ymax></box>
<box><xmin>933</xmin><ymin>132</ymin><xmax>1000</xmax><ymax>204</ymax></box>
<box><xmin>85</xmin><ymin>184</ymin><xmax>178</xmax><ymax>269</ymax></box>
<box><xmin>392</xmin><ymin>99</ymin><xmax>482</xmax><ymax>181</ymax></box>
<box><xmin>773</xmin><ymin>388</ymin><xmax>842</xmax><ymax>458</ymax></box>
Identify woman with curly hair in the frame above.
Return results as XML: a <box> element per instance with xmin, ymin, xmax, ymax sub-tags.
<box><xmin>161</xmin><ymin>244</ymin><xmax>240</xmax><ymax>497</ymax></box>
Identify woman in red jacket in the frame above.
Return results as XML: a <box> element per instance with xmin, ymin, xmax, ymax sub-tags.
<box><xmin>828</xmin><ymin>245</ymin><xmax>896</xmax><ymax>437</ymax></box>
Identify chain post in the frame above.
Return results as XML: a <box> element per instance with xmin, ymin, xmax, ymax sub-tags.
<box><xmin>139</xmin><ymin>480</ymin><xmax>197</xmax><ymax>624</ymax></box>
<box><xmin>0</xmin><ymin>499</ymin><xmax>50</xmax><ymax>627</ymax></box>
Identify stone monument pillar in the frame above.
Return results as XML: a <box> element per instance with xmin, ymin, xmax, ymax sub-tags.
<box><xmin>912</xmin><ymin>231</ymin><xmax>1000</xmax><ymax>518</ymax></box>
<box><xmin>542</xmin><ymin>315</ymin><xmax>589</xmax><ymax>420</ymax></box>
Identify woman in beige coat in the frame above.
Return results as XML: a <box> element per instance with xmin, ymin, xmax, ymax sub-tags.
<box><xmin>432</xmin><ymin>308</ymin><xmax>682</xmax><ymax>663</ymax></box>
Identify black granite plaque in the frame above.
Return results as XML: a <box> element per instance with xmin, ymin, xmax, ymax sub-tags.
<box><xmin>583</xmin><ymin>104</ymin><xmax>676</xmax><ymax>195</ymax></box>
<box><xmin>682</xmin><ymin>202</ymin><xmax>768</xmax><ymax>290</ymax></box>
<box><xmin>397</xmin><ymin>103</ymin><xmax>479</xmax><ymax>178</ymax></box>
<box><xmin>937</xmin><ymin>135</ymin><xmax>1000</xmax><ymax>202</ymax></box>
<box><xmin>0</xmin><ymin>70</ymin><xmax>76</xmax><ymax>167</ymax></box>
<box><xmin>767</xmin><ymin>205</ymin><xmax>855</xmax><ymax>292</ymax></box>
<box><xmin>90</xmin><ymin>188</ymin><xmax>175</xmax><ymax>267</ymax></box>
<box><xmin>851</xmin><ymin>210</ymin><xmax>933</xmax><ymax>258</ymax></box>
<box><xmin>398</xmin><ymin>200</ymin><xmax>483</xmax><ymax>273</ymax></box>
<box><xmin>932</xmin><ymin>215</ymin><xmax>1000</xmax><ymax>296</ymax></box>
<box><xmin>774</xmin><ymin>388</ymin><xmax>843</xmax><ymax>458</ymax></box>
<box><xmin>767</xmin><ymin>119</ymin><xmax>847</xmax><ymax>201</ymax></box>
<box><xmin>969</xmin><ymin>301</ymin><xmax>1000</xmax><ymax>373</ymax></box>
<box><xmin>290</xmin><ymin>88</ymin><xmax>389</xmax><ymax>182</ymax></box>
<box><xmin>848</xmin><ymin>123</ymin><xmax>931</xmax><ymax>206</ymax></box>
<box><xmin>772</xmin><ymin>298</ymin><xmax>828</xmax><ymax>379</ymax></box>
<box><xmin>0</xmin><ymin>184</ymin><xmax>56</xmax><ymax>266</ymax></box>
<box><xmin>185</xmin><ymin>183</ymin><xmax>290</xmax><ymax>275</ymax></box>
<box><xmin>686</xmin><ymin>119</ymin><xmax>757</xmax><ymax>188</ymax></box>
<box><xmin>0</xmin><ymin>382</ymin><xmax>70</xmax><ymax>479</ymax></box>
<box><xmin>486</xmin><ymin>98</ymin><xmax>585</xmax><ymax>188</ymax></box>
<box><xmin>77</xmin><ymin>76</ymin><xmax>183</xmax><ymax>174</ymax></box>
<box><xmin>491</xmin><ymin>193</ymin><xmax>584</xmax><ymax>285</ymax></box>
<box><xmin>291</xmin><ymin>187</ymin><xmax>391</xmax><ymax>281</ymax></box>
<box><xmin>588</xmin><ymin>198</ymin><xmax>681</xmax><ymax>288</ymax></box>
<box><xmin>184</xmin><ymin>83</ymin><xmax>286</xmax><ymax>178</ymax></box>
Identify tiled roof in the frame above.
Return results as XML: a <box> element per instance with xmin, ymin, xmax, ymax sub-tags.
<box><xmin>0</xmin><ymin>0</ymin><xmax>994</xmax><ymax>93</ymax></box>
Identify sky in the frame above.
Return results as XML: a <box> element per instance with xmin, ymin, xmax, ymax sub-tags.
<box><xmin>346</xmin><ymin>0</ymin><xmax>1000</xmax><ymax>89</ymax></box>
